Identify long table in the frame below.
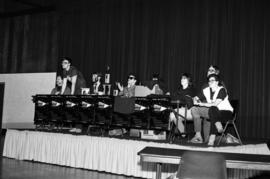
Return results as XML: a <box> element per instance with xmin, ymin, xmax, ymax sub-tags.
<box><xmin>32</xmin><ymin>95</ymin><xmax>184</xmax><ymax>135</ymax></box>
<box><xmin>138</xmin><ymin>146</ymin><xmax>270</xmax><ymax>179</ymax></box>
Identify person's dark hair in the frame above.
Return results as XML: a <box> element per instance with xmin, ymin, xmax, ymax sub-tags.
<box><xmin>56</xmin><ymin>72</ymin><xmax>63</xmax><ymax>77</ymax></box>
<box><xmin>207</xmin><ymin>73</ymin><xmax>220</xmax><ymax>82</ymax></box>
<box><xmin>96</xmin><ymin>72</ymin><xmax>102</xmax><ymax>77</ymax></box>
<box><xmin>127</xmin><ymin>73</ymin><xmax>139</xmax><ymax>85</ymax></box>
<box><xmin>181</xmin><ymin>73</ymin><xmax>192</xmax><ymax>84</ymax></box>
<box><xmin>210</xmin><ymin>65</ymin><xmax>220</xmax><ymax>74</ymax></box>
<box><xmin>56</xmin><ymin>75</ymin><xmax>63</xmax><ymax>79</ymax></box>
<box><xmin>127</xmin><ymin>73</ymin><xmax>136</xmax><ymax>80</ymax></box>
<box><xmin>61</xmin><ymin>57</ymin><xmax>72</xmax><ymax>64</ymax></box>
<box><xmin>152</xmin><ymin>73</ymin><xmax>160</xmax><ymax>80</ymax></box>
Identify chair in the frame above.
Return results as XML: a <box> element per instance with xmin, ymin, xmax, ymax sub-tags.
<box><xmin>217</xmin><ymin>99</ymin><xmax>242</xmax><ymax>145</ymax></box>
<box><xmin>168</xmin><ymin>101</ymin><xmax>189</xmax><ymax>143</ymax></box>
<box><xmin>176</xmin><ymin>151</ymin><xmax>227</xmax><ymax>179</ymax></box>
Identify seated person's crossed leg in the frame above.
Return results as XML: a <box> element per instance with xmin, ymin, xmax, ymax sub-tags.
<box><xmin>169</xmin><ymin>107</ymin><xmax>193</xmax><ymax>136</ymax></box>
<box><xmin>190</xmin><ymin>106</ymin><xmax>210</xmax><ymax>143</ymax></box>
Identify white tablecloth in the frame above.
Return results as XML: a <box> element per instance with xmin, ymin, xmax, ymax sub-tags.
<box><xmin>3</xmin><ymin>129</ymin><xmax>270</xmax><ymax>179</ymax></box>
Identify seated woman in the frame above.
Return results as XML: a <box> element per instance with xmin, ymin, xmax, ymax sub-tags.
<box><xmin>116</xmin><ymin>73</ymin><xmax>137</xmax><ymax>97</ymax></box>
<box><xmin>191</xmin><ymin>74</ymin><xmax>233</xmax><ymax>146</ymax></box>
<box><xmin>169</xmin><ymin>73</ymin><xmax>196</xmax><ymax>136</ymax></box>
<box><xmin>51</xmin><ymin>75</ymin><xmax>71</xmax><ymax>95</ymax></box>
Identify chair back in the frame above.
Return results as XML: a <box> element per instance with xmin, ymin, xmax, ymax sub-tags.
<box><xmin>177</xmin><ymin>151</ymin><xmax>227</xmax><ymax>179</ymax></box>
<box><xmin>217</xmin><ymin>99</ymin><xmax>242</xmax><ymax>145</ymax></box>
<box><xmin>230</xmin><ymin>99</ymin><xmax>239</xmax><ymax>121</ymax></box>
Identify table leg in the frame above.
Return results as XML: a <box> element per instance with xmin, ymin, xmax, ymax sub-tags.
<box><xmin>184</xmin><ymin>105</ymin><xmax>187</xmax><ymax>134</ymax></box>
<box><xmin>156</xmin><ymin>163</ymin><xmax>162</xmax><ymax>179</ymax></box>
<box><xmin>176</xmin><ymin>100</ymin><xmax>179</xmax><ymax>134</ymax></box>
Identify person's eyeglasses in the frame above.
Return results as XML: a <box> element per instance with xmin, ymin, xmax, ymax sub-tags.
<box><xmin>208</xmin><ymin>79</ymin><xmax>216</xmax><ymax>83</ymax></box>
<box><xmin>128</xmin><ymin>76</ymin><xmax>135</xmax><ymax>80</ymax></box>
<box><xmin>208</xmin><ymin>69</ymin><xmax>216</xmax><ymax>73</ymax></box>
<box><xmin>62</xmin><ymin>62</ymin><xmax>69</xmax><ymax>64</ymax></box>
<box><xmin>181</xmin><ymin>76</ymin><xmax>188</xmax><ymax>80</ymax></box>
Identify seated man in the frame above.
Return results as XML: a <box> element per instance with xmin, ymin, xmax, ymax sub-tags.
<box><xmin>116</xmin><ymin>73</ymin><xmax>137</xmax><ymax>97</ymax></box>
<box><xmin>111</xmin><ymin>73</ymin><xmax>137</xmax><ymax>136</ymax></box>
<box><xmin>169</xmin><ymin>73</ymin><xmax>196</xmax><ymax>136</ymax></box>
<box><xmin>190</xmin><ymin>74</ymin><xmax>233</xmax><ymax>146</ymax></box>
<box><xmin>51</xmin><ymin>75</ymin><xmax>71</xmax><ymax>95</ymax></box>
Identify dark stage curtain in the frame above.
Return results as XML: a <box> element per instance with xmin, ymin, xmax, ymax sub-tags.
<box><xmin>0</xmin><ymin>12</ymin><xmax>59</xmax><ymax>73</ymax></box>
<box><xmin>0</xmin><ymin>0</ymin><xmax>270</xmax><ymax>140</ymax></box>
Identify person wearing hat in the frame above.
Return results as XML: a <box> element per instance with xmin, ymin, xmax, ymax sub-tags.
<box><xmin>144</xmin><ymin>73</ymin><xmax>169</xmax><ymax>95</ymax></box>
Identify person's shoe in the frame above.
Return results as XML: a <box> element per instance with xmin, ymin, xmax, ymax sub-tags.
<box><xmin>180</xmin><ymin>133</ymin><xmax>187</xmax><ymax>138</ymax></box>
<box><xmin>215</xmin><ymin>122</ymin><xmax>223</xmax><ymax>133</ymax></box>
<box><xmin>190</xmin><ymin>135</ymin><xmax>203</xmax><ymax>143</ymax></box>
<box><xmin>109</xmin><ymin>129</ymin><xmax>116</xmax><ymax>136</ymax></box>
<box><xmin>122</xmin><ymin>128</ymin><xmax>127</xmax><ymax>134</ymax></box>
<box><xmin>208</xmin><ymin>134</ymin><xmax>216</xmax><ymax>146</ymax></box>
<box><xmin>69</xmin><ymin>128</ymin><xmax>77</xmax><ymax>132</ymax></box>
<box><xmin>75</xmin><ymin>128</ymin><xmax>82</xmax><ymax>133</ymax></box>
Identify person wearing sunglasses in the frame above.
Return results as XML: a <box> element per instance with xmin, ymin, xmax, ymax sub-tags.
<box><xmin>116</xmin><ymin>74</ymin><xmax>137</xmax><ymax>97</ymax></box>
<box><xmin>60</xmin><ymin>57</ymin><xmax>86</xmax><ymax>95</ymax></box>
<box><xmin>190</xmin><ymin>74</ymin><xmax>233</xmax><ymax>146</ymax></box>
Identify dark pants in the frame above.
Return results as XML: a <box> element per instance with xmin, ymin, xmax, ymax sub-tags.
<box><xmin>208</xmin><ymin>106</ymin><xmax>233</xmax><ymax>134</ymax></box>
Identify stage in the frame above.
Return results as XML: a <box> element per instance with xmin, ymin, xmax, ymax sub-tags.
<box><xmin>3</xmin><ymin>129</ymin><xmax>270</xmax><ymax>179</ymax></box>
